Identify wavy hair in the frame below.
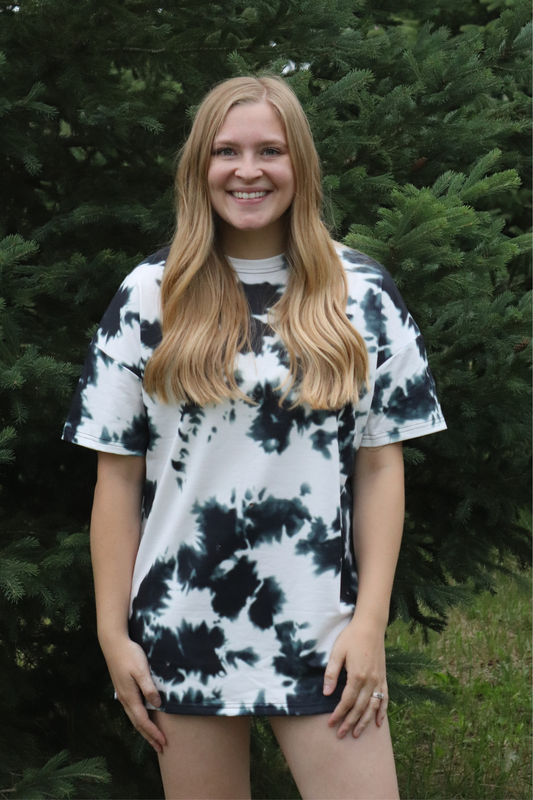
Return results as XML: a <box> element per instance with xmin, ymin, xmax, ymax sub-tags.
<box><xmin>144</xmin><ymin>76</ymin><xmax>369</xmax><ymax>409</ymax></box>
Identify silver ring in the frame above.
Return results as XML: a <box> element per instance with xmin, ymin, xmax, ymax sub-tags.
<box><xmin>372</xmin><ymin>692</ymin><xmax>384</xmax><ymax>700</ymax></box>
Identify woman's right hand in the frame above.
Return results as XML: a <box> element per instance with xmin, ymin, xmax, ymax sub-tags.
<box><xmin>100</xmin><ymin>635</ymin><xmax>167</xmax><ymax>753</ymax></box>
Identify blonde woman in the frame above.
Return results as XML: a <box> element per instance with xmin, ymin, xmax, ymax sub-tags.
<box><xmin>63</xmin><ymin>76</ymin><xmax>446</xmax><ymax>799</ymax></box>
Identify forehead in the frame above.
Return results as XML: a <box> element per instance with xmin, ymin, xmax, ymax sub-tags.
<box><xmin>214</xmin><ymin>101</ymin><xmax>286</xmax><ymax>141</ymax></box>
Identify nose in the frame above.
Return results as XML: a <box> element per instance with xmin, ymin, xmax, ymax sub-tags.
<box><xmin>234</xmin><ymin>153</ymin><xmax>263</xmax><ymax>182</ymax></box>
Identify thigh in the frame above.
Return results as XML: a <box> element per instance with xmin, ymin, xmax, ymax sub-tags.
<box><xmin>268</xmin><ymin>713</ymin><xmax>399</xmax><ymax>800</ymax></box>
<box><xmin>151</xmin><ymin>711</ymin><xmax>251</xmax><ymax>800</ymax></box>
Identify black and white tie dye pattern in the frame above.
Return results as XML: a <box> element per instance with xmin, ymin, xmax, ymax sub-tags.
<box><xmin>63</xmin><ymin>249</ymin><xmax>446</xmax><ymax>716</ymax></box>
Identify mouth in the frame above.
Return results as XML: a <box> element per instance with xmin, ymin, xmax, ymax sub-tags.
<box><xmin>229</xmin><ymin>190</ymin><xmax>270</xmax><ymax>199</ymax></box>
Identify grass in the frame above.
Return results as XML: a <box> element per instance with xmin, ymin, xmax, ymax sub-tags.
<box><xmin>389</xmin><ymin>567</ymin><xmax>532</xmax><ymax>800</ymax></box>
<box><xmin>251</xmin><ymin>567</ymin><xmax>532</xmax><ymax>799</ymax></box>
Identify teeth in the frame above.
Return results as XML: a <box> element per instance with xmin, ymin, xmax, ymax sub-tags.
<box><xmin>231</xmin><ymin>191</ymin><xmax>268</xmax><ymax>199</ymax></box>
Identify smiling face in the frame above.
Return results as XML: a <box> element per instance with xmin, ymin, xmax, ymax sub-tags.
<box><xmin>207</xmin><ymin>101</ymin><xmax>295</xmax><ymax>258</ymax></box>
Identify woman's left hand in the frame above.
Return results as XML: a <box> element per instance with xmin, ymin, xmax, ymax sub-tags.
<box><xmin>323</xmin><ymin>616</ymin><xmax>389</xmax><ymax>739</ymax></box>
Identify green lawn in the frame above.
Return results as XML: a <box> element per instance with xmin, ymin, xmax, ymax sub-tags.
<box><xmin>389</xmin><ymin>568</ymin><xmax>532</xmax><ymax>800</ymax></box>
<box><xmin>251</xmin><ymin>567</ymin><xmax>532</xmax><ymax>799</ymax></box>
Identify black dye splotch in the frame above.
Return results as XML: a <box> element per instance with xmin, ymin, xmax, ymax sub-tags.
<box><xmin>67</xmin><ymin>344</ymin><xmax>117</xmax><ymax>440</ymax></box>
<box><xmin>370</xmin><ymin>370</ymin><xmax>393</xmax><ymax>416</ymax></box>
<box><xmin>310</xmin><ymin>429</ymin><xmax>337</xmax><ymax>460</ymax></box>
<box><xmin>253</xmin><ymin>689</ymin><xmax>289</xmax><ymax>716</ymax></box>
<box><xmin>140</xmin><ymin>319</ymin><xmax>162</xmax><ymax>350</ymax></box>
<box><xmin>337</xmin><ymin>404</ymin><xmax>356</xmax><ymax>478</ymax></box>
<box><xmin>300</xmin><ymin>483</ymin><xmax>311</xmax><ymax>496</ymax></box>
<box><xmin>244</xmin><ymin>317</ymin><xmax>272</xmax><ymax>356</ymax></box>
<box><xmin>381</xmin><ymin>268</ymin><xmax>415</xmax><ymax>330</ymax></box>
<box><xmin>248</xmin><ymin>577</ymin><xmax>286</xmax><ymax>629</ymax></box>
<box><xmin>150</xmin><ymin>620</ymin><xmax>225</xmax><ymax>684</ymax></box>
<box><xmin>143</xmin><ymin>246</ymin><xmax>170</xmax><ymax>265</ymax></box>
<box><xmin>247</xmin><ymin>382</ymin><xmax>304</xmax><ymax>453</ymax></box>
<box><xmin>171</xmin><ymin>457</ymin><xmax>186</xmax><ymax>489</ymax></box>
<box><xmin>225</xmin><ymin>648</ymin><xmax>260</xmax><ymax>668</ymax></box>
<box><xmin>339</xmin><ymin>476</ymin><xmax>358</xmax><ymax>605</ymax></box>
<box><xmin>62</xmin><ymin>347</ymin><xmax>98</xmax><ymax>441</ymax></box>
<box><xmin>415</xmin><ymin>333</ymin><xmax>427</xmax><ymax>360</ymax></box>
<box><xmin>244</xmin><ymin>495</ymin><xmax>311</xmax><ymax>547</ymax></box>
<box><xmin>120</xmin><ymin>413</ymin><xmax>149</xmax><ymax>453</ymax></box>
<box><xmin>181</xmin><ymin>403</ymin><xmax>205</xmax><ymax>432</ymax></box>
<box><xmin>160</xmin><ymin>687</ymin><xmax>221</xmax><ymax>711</ymax></box>
<box><xmin>147</xmin><ymin>417</ymin><xmax>161</xmax><ymax>451</ymax></box>
<box><xmin>177</xmin><ymin>499</ymin><xmax>246</xmax><ymax>591</ymax></box>
<box><xmin>360</xmin><ymin>287</ymin><xmax>382</xmax><ymax>341</ymax></box>
<box><xmin>385</xmin><ymin>373</ymin><xmax>437</xmax><ymax>423</ymax></box>
<box><xmin>124</xmin><ymin>310</ymin><xmax>140</xmax><ymax>328</ymax></box>
<box><xmin>273</xmin><ymin>621</ymin><xmax>347</xmax><ymax>714</ymax></box>
<box><xmin>99</xmin><ymin>285</ymin><xmax>132</xmax><ymax>341</ymax></box>
<box><xmin>270</xmin><ymin>340</ymin><xmax>291</xmax><ymax>370</ymax></box>
<box><xmin>246</xmin><ymin>382</ymin><xmax>330</xmax><ymax>456</ymax></box>
<box><xmin>295</xmin><ymin>518</ymin><xmax>341</xmax><ymax>575</ymax></box>
<box><xmin>273</xmin><ymin>621</ymin><xmax>321</xmax><ymax>679</ymax></box>
<box><xmin>129</xmin><ymin>557</ymin><xmax>176</xmax><ymax>650</ymax></box>
<box><xmin>242</xmin><ymin>282</ymin><xmax>284</xmax><ymax>316</ymax></box>
<box><xmin>211</xmin><ymin>556</ymin><xmax>260</xmax><ymax>619</ymax></box>
<box><xmin>142</xmin><ymin>479</ymin><xmax>157</xmax><ymax>520</ymax></box>
<box><xmin>341</xmin><ymin>248</ymin><xmax>382</xmax><ymax>270</ymax></box>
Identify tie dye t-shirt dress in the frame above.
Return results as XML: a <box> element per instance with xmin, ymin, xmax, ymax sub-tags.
<box><xmin>63</xmin><ymin>245</ymin><xmax>446</xmax><ymax>717</ymax></box>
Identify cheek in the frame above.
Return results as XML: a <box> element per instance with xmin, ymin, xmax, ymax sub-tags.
<box><xmin>207</xmin><ymin>167</ymin><xmax>226</xmax><ymax>210</ymax></box>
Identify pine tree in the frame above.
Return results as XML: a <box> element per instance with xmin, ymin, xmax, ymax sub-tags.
<box><xmin>0</xmin><ymin>1</ymin><xmax>530</xmax><ymax>797</ymax></box>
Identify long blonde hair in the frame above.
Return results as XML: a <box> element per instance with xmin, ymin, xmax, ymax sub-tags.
<box><xmin>144</xmin><ymin>76</ymin><xmax>369</xmax><ymax>409</ymax></box>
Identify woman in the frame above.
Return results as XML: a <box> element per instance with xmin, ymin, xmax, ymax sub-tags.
<box><xmin>63</xmin><ymin>76</ymin><xmax>446</xmax><ymax>799</ymax></box>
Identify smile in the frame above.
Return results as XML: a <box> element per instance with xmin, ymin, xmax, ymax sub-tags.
<box><xmin>230</xmin><ymin>191</ymin><xmax>270</xmax><ymax>199</ymax></box>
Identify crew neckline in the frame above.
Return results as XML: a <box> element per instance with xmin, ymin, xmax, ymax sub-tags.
<box><xmin>227</xmin><ymin>254</ymin><xmax>286</xmax><ymax>274</ymax></box>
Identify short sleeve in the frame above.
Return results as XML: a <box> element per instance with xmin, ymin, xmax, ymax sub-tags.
<box><xmin>62</xmin><ymin>274</ymin><xmax>149</xmax><ymax>456</ymax></box>
<box><xmin>360</xmin><ymin>270</ymin><xmax>446</xmax><ymax>447</ymax></box>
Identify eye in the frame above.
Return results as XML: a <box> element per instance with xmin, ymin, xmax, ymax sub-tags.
<box><xmin>213</xmin><ymin>147</ymin><xmax>235</xmax><ymax>156</ymax></box>
<box><xmin>262</xmin><ymin>147</ymin><xmax>281</xmax><ymax>156</ymax></box>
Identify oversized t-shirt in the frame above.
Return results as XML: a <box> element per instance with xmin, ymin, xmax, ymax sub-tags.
<box><xmin>63</xmin><ymin>245</ymin><xmax>446</xmax><ymax>716</ymax></box>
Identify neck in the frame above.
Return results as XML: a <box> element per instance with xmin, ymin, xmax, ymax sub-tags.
<box><xmin>218</xmin><ymin>219</ymin><xmax>288</xmax><ymax>259</ymax></box>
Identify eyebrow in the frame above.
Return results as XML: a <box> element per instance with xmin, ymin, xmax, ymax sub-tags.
<box><xmin>213</xmin><ymin>138</ymin><xmax>287</xmax><ymax>147</ymax></box>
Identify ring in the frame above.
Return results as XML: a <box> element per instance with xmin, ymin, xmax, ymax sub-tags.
<box><xmin>372</xmin><ymin>692</ymin><xmax>384</xmax><ymax>700</ymax></box>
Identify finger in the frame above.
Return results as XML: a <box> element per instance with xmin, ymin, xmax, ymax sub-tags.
<box><xmin>336</xmin><ymin>690</ymin><xmax>375</xmax><ymax>738</ymax></box>
<box><xmin>125</xmin><ymin>701</ymin><xmax>167</xmax><ymax>750</ymax></box>
<box><xmin>352</xmin><ymin>696</ymin><xmax>382</xmax><ymax>738</ymax></box>
<box><xmin>327</xmin><ymin>680</ymin><xmax>362</xmax><ymax>727</ymax></box>
<box><xmin>118</xmin><ymin>684</ymin><xmax>167</xmax><ymax>748</ymax></box>
<box><xmin>377</xmin><ymin>692</ymin><xmax>389</xmax><ymax>727</ymax></box>
<box><xmin>138</xmin><ymin>674</ymin><xmax>162</xmax><ymax>709</ymax></box>
<box><xmin>323</xmin><ymin>652</ymin><xmax>344</xmax><ymax>696</ymax></box>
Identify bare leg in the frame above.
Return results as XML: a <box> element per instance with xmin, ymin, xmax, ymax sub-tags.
<box><xmin>151</xmin><ymin>712</ymin><xmax>251</xmax><ymax>800</ymax></box>
<box><xmin>268</xmin><ymin>713</ymin><xmax>399</xmax><ymax>800</ymax></box>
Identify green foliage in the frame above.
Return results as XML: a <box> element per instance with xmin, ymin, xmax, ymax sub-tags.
<box><xmin>0</xmin><ymin>0</ymin><xmax>530</xmax><ymax>796</ymax></box>
<box><xmin>6</xmin><ymin>751</ymin><xmax>109</xmax><ymax>800</ymax></box>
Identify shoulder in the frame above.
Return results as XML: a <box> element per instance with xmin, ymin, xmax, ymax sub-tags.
<box><xmin>96</xmin><ymin>248</ymin><xmax>168</xmax><ymax>345</ymax></box>
<box><xmin>333</xmin><ymin>242</ymin><xmax>395</xmax><ymax>294</ymax></box>
<box><xmin>110</xmin><ymin>247</ymin><xmax>168</xmax><ymax>321</ymax></box>
<box><xmin>332</xmin><ymin>242</ymin><xmax>419</xmax><ymax>339</ymax></box>
<box><xmin>122</xmin><ymin>246</ymin><xmax>169</xmax><ymax>292</ymax></box>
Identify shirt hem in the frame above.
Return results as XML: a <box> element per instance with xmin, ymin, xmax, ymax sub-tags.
<box><xmin>62</xmin><ymin>431</ymin><xmax>145</xmax><ymax>456</ymax></box>
<box><xmin>153</xmin><ymin>700</ymin><xmax>339</xmax><ymax>717</ymax></box>
<box><xmin>360</xmin><ymin>417</ymin><xmax>447</xmax><ymax>447</ymax></box>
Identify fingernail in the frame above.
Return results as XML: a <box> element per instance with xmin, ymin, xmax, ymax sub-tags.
<box><xmin>323</xmin><ymin>683</ymin><xmax>333</xmax><ymax>695</ymax></box>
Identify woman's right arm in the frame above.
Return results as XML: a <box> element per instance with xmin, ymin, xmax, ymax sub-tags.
<box><xmin>91</xmin><ymin>451</ymin><xmax>166</xmax><ymax>753</ymax></box>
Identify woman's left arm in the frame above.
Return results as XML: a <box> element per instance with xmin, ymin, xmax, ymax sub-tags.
<box><xmin>323</xmin><ymin>441</ymin><xmax>405</xmax><ymax>738</ymax></box>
